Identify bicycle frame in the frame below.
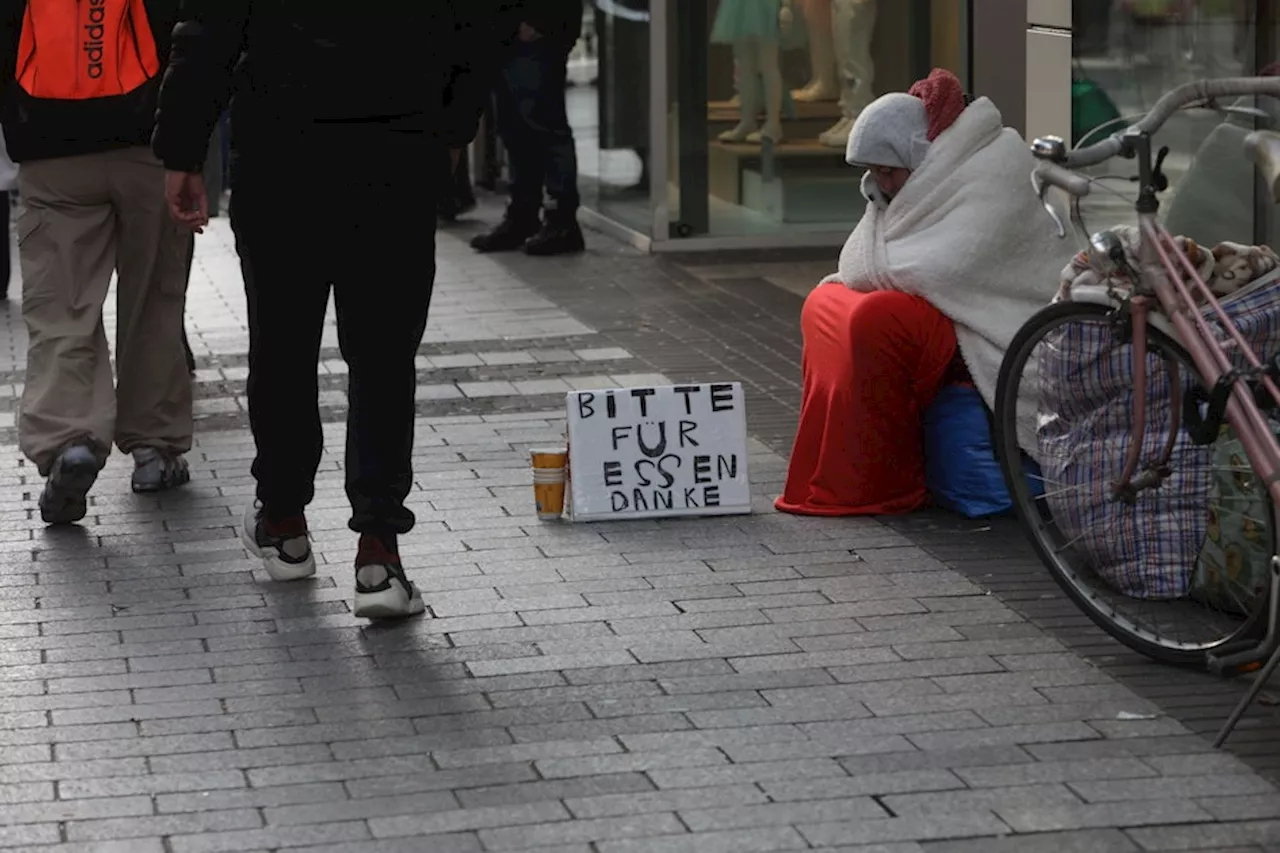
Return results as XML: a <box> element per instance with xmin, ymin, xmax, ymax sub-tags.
<box><xmin>1125</xmin><ymin>215</ymin><xmax>1280</xmax><ymax>511</ymax></box>
<box><xmin>1029</xmin><ymin>76</ymin><xmax>1280</xmax><ymax>747</ymax></box>
<box><xmin>1126</xmin><ymin>185</ymin><xmax>1280</xmax><ymax>748</ymax></box>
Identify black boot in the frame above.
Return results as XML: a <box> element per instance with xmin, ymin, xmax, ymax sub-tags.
<box><xmin>523</xmin><ymin>210</ymin><xmax>585</xmax><ymax>257</ymax></box>
<box><xmin>470</xmin><ymin>208</ymin><xmax>540</xmax><ymax>253</ymax></box>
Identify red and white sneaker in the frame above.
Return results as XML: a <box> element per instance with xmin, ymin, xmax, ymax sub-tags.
<box><xmin>353</xmin><ymin>534</ymin><xmax>425</xmax><ymax>620</ymax></box>
<box><xmin>241</xmin><ymin>502</ymin><xmax>316</xmax><ymax>582</ymax></box>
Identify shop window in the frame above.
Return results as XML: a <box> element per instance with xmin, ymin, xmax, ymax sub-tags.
<box><xmin>665</xmin><ymin>0</ymin><xmax>970</xmax><ymax>240</ymax></box>
<box><xmin>1072</xmin><ymin>1</ymin><xmax>1274</xmax><ymax>247</ymax></box>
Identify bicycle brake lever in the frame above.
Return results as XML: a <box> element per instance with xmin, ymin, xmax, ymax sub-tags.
<box><xmin>1032</xmin><ymin>171</ymin><xmax>1067</xmax><ymax>239</ymax></box>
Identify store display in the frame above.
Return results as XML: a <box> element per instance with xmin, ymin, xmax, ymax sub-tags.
<box><xmin>793</xmin><ymin>0</ymin><xmax>838</xmax><ymax>102</ymax></box>
<box><xmin>820</xmin><ymin>0</ymin><xmax>877</xmax><ymax>148</ymax></box>
<box><xmin>712</xmin><ymin>0</ymin><xmax>802</xmax><ymax>143</ymax></box>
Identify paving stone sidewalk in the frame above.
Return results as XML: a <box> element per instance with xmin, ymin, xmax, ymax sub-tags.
<box><xmin>0</xmin><ymin>215</ymin><xmax>1277</xmax><ymax>852</ymax></box>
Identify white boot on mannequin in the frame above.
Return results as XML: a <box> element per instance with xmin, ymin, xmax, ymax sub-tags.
<box><xmin>718</xmin><ymin>40</ymin><xmax>784</xmax><ymax>143</ymax></box>
<box><xmin>713</xmin><ymin>0</ymin><xmax>794</xmax><ymax>144</ymax></box>
<box><xmin>792</xmin><ymin>0</ymin><xmax>838</xmax><ymax>102</ymax></box>
<box><xmin>820</xmin><ymin>0</ymin><xmax>876</xmax><ymax>148</ymax></box>
<box><xmin>721</xmin><ymin>39</ymin><xmax>788</xmax><ymax>142</ymax></box>
<box><xmin>818</xmin><ymin>115</ymin><xmax>853</xmax><ymax>147</ymax></box>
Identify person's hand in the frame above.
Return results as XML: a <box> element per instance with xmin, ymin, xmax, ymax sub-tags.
<box><xmin>164</xmin><ymin>171</ymin><xmax>209</xmax><ymax>233</ymax></box>
<box><xmin>518</xmin><ymin>22</ymin><xmax>542</xmax><ymax>42</ymax></box>
<box><xmin>779</xmin><ymin>0</ymin><xmax>793</xmax><ymax>35</ymax></box>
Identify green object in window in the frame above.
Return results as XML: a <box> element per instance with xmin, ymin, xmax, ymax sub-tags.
<box><xmin>1124</xmin><ymin>0</ymin><xmax>1179</xmax><ymax>22</ymax></box>
<box><xmin>1071</xmin><ymin>75</ymin><xmax>1123</xmax><ymax>148</ymax></box>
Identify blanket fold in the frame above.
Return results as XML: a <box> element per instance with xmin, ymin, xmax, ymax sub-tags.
<box><xmin>823</xmin><ymin>97</ymin><xmax>1078</xmax><ymax>453</ymax></box>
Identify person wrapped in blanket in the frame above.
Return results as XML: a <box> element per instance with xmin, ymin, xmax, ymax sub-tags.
<box><xmin>776</xmin><ymin>69</ymin><xmax>1075</xmax><ymax>516</ymax></box>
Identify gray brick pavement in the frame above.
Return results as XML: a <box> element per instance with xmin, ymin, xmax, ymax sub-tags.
<box><xmin>0</xmin><ymin>216</ymin><xmax>1275</xmax><ymax>850</ymax></box>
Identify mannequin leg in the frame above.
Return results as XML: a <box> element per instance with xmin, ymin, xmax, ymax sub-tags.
<box><xmin>821</xmin><ymin>0</ymin><xmax>877</xmax><ymax>148</ymax></box>
<box><xmin>719</xmin><ymin>42</ymin><xmax>761</xmax><ymax>142</ymax></box>
<box><xmin>746</xmin><ymin>39</ymin><xmax>784</xmax><ymax>143</ymax></box>
<box><xmin>794</xmin><ymin>0</ymin><xmax>839</xmax><ymax>102</ymax></box>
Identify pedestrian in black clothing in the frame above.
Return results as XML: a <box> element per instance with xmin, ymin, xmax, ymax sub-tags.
<box><xmin>472</xmin><ymin>0</ymin><xmax>586</xmax><ymax>256</ymax></box>
<box><xmin>153</xmin><ymin>3</ymin><xmax>511</xmax><ymax>620</ymax></box>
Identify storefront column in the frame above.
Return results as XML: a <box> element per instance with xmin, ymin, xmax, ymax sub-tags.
<box><xmin>672</xmin><ymin>0</ymin><xmax>710</xmax><ymax>238</ymax></box>
<box><xmin>971</xmin><ymin>0</ymin><xmax>1028</xmax><ymax>133</ymax></box>
<box><xmin>1025</xmin><ymin>0</ymin><xmax>1073</xmax><ymax>144</ymax></box>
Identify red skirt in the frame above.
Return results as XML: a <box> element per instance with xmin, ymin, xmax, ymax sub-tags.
<box><xmin>776</xmin><ymin>285</ymin><xmax>961</xmax><ymax>516</ymax></box>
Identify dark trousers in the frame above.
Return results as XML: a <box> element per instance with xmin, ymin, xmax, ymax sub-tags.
<box><xmin>230</xmin><ymin>123</ymin><xmax>435</xmax><ymax>536</ymax></box>
<box><xmin>495</xmin><ymin>39</ymin><xmax>580</xmax><ymax>215</ymax></box>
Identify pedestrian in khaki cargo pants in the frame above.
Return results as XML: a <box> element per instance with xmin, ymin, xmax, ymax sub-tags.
<box><xmin>0</xmin><ymin>0</ymin><xmax>192</xmax><ymax>524</ymax></box>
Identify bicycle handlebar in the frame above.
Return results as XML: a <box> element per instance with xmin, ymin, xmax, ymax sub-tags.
<box><xmin>1035</xmin><ymin>161</ymin><xmax>1092</xmax><ymax>199</ymax></box>
<box><xmin>1060</xmin><ymin>77</ymin><xmax>1280</xmax><ymax>169</ymax></box>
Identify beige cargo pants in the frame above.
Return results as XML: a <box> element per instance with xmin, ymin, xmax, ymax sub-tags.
<box><xmin>16</xmin><ymin>147</ymin><xmax>194</xmax><ymax>477</ymax></box>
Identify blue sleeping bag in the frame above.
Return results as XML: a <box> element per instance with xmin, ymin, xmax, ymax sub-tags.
<box><xmin>923</xmin><ymin>384</ymin><xmax>1043</xmax><ymax>518</ymax></box>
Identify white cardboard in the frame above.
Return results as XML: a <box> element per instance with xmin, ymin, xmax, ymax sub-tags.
<box><xmin>566</xmin><ymin>382</ymin><xmax>751</xmax><ymax>522</ymax></box>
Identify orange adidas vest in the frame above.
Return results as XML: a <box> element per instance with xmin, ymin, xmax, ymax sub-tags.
<box><xmin>16</xmin><ymin>0</ymin><xmax>160</xmax><ymax>101</ymax></box>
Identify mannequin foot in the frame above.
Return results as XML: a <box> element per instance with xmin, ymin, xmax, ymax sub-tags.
<box><xmin>818</xmin><ymin>116</ymin><xmax>854</xmax><ymax>148</ymax></box>
<box><xmin>792</xmin><ymin>80</ymin><xmax>840</xmax><ymax>102</ymax></box>
<box><xmin>746</xmin><ymin>123</ymin><xmax>784</xmax><ymax>144</ymax></box>
<box><xmin>718</xmin><ymin>122</ymin><xmax>758</xmax><ymax>143</ymax></box>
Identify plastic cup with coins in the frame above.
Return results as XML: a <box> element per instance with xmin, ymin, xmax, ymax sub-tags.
<box><xmin>530</xmin><ymin>447</ymin><xmax>568</xmax><ymax>521</ymax></box>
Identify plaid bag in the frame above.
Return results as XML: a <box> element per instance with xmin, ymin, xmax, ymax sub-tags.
<box><xmin>1037</xmin><ymin>275</ymin><xmax>1280</xmax><ymax>599</ymax></box>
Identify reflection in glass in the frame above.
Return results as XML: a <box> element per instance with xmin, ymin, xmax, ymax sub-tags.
<box><xmin>662</xmin><ymin>0</ymin><xmax>967</xmax><ymax>240</ymax></box>
<box><xmin>567</xmin><ymin>1</ymin><xmax>653</xmax><ymax>235</ymax></box>
<box><xmin>1071</xmin><ymin>1</ymin><xmax>1265</xmax><ymax>245</ymax></box>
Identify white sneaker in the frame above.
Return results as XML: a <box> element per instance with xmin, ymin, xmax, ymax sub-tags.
<box><xmin>240</xmin><ymin>502</ymin><xmax>317</xmax><ymax>582</ymax></box>
<box><xmin>353</xmin><ymin>535</ymin><xmax>425</xmax><ymax>620</ymax></box>
<box><xmin>819</xmin><ymin>116</ymin><xmax>854</xmax><ymax>148</ymax></box>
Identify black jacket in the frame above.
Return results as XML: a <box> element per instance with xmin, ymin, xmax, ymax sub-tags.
<box><xmin>0</xmin><ymin>0</ymin><xmax>180</xmax><ymax>163</ymax></box>
<box><xmin>520</xmin><ymin>0</ymin><xmax>584</xmax><ymax>46</ymax></box>
<box><xmin>152</xmin><ymin>2</ymin><xmax>519</xmax><ymax>173</ymax></box>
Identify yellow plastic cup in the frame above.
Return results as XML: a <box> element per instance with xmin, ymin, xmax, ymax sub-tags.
<box><xmin>531</xmin><ymin>447</ymin><xmax>568</xmax><ymax>520</ymax></box>
<box><xmin>534</xmin><ymin>477</ymin><xmax>566</xmax><ymax>521</ymax></box>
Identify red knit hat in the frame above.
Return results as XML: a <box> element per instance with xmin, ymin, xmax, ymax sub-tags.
<box><xmin>908</xmin><ymin>68</ymin><xmax>967</xmax><ymax>141</ymax></box>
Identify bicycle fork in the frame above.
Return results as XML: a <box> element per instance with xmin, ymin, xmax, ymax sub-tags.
<box><xmin>1113</xmin><ymin>296</ymin><xmax>1183</xmax><ymax>502</ymax></box>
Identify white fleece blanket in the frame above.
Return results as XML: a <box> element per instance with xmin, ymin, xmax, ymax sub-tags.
<box><xmin>823</xmin><ymin>97</ymin><xmax>1077</xmax><ymax>454</ymax></box>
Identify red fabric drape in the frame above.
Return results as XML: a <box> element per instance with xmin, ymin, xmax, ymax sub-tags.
<box><xmin>776</xmin><ymin>285</ymin><xmax>959</xmax><ymax>516</ymax></box>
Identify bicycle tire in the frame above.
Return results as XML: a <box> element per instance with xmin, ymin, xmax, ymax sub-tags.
<box><xmin>994</xmin><ymin>300</ymin><xmax>1271</xmax><ymax>666</ymax></box>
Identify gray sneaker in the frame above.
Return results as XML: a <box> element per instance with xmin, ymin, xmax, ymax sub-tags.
<box><xmin>131</xmin><ymin>448</ymin><xmax>191</xmax><ymax>494</ymax></box>
<box><xmin>40</xmin><ymin>444</ymin><xmax>100</xmax><ymax>525</ymax></box>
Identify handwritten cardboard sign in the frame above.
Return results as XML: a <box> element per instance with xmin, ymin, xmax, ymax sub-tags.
<box><xmin>566</xmin><ymin>382</ymin><xmax>751</xmax><ymax>521</ymax></box>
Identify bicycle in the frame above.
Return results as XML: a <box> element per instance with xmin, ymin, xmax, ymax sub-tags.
<box><xmin>993</xmin><ymin>77</ymin><xmax>1280</xmax><ymax>747</ymax></box>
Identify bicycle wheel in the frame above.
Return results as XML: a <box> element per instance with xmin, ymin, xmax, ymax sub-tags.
<box><xmin>995</xmin><ymin>300</ymin><xmax>1272</xmax><ymax>666</ymax></box>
